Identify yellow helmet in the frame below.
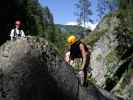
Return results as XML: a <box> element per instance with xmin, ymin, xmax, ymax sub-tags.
<box><xmin>67</xmin><ymin>35</ymin><xmax>77</xmax><ymax>45</ymax></box>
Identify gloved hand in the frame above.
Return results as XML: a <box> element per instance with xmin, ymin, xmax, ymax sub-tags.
<box><xmin>78</xmin><ymin>70</ymin><xmax>84</xmax><ymax>85</ymax></box>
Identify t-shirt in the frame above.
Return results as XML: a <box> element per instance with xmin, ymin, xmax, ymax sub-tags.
<box><xmin>10</xmin><ymin>28</ymin><xmax>25</xmax><ymax>37</ymax></box>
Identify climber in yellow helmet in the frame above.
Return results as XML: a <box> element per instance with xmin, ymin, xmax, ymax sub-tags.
<box><xmin>65</xmin><ymin>35</ymin><xmax>92</xmax><ymax>87</ymax></box>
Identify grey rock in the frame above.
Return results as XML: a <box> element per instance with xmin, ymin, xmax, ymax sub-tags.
<box><xmin>90</xmin><ymin>14</ymin><xmax>133</xmax><ymax>99</ymax></box>
<box><xmin>0</xmin><ymin>36</ymin><xmax>120</xmax><ymax>100</ymax></box>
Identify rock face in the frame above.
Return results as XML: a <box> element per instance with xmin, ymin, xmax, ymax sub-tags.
<box><xmin>90</xmin><ymin>14</ymin><xmax>133</xmax><ymax>99</ymax></box>
<box><xmin>0</xmin><ymin>36</ymin><xmax>121</xmax><ymax>100</ymax></box>
<box><xmin>91</xmin><ymin>16</ymin><xmax>120</xmax><ymax>86</ymax></box>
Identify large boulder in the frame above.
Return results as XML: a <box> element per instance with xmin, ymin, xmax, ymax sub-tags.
<box><xmin>0</xmin><ymin>36</ymin><xmax>121</xmax><ymax>100</ymax></box>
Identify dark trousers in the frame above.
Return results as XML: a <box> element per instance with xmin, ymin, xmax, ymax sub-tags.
<box><xmin>83</xmin><ymin>54</ymin><xmax>90</xmax><ymax>87</ymax></box>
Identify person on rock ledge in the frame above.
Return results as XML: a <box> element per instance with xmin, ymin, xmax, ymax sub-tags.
<box><xmin>65</xmin><ymin>35</ymin><xmax>92</xmax><ymax>87</ymax></box>
<box><xmin>10</xmin><ymin>20</ymin><xmax>25</xmax><ymax>40</ymax></box>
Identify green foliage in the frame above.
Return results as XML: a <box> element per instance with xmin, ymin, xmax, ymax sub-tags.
<box><xmin>16</xmin><ymin>0</ymin><xmax>91</xmax><ymax>55</ymax></box>
<box><xmin>110</xmin><ymin>9</ymin><xmax>133</xmax><ymax>57</ymax></box>
<box><xmin>122</xmin><ymin>68</ymin><xmax>133</xmax><ymax>88</ymax></box>
<box><xmin>118</xmin><ymin>0</ymin><xmax>133</xmax><ymax>9</ymax></box>
<box><xmin>106</xmin><ymin>9</ymin><xmax>133</xmax><ymax>38</ymax></box>
<box><xmin>21</xmin><ymin>0</ymin><xmax>65</xmax><ymax>52</ymax></box>
<box><xmin>84</xmin><ymin>29</ymin><xmax>107</xmax><ymax>47</ymax></box>
<box><xmin>18</xmin><ymin>0</ymin><xmax>56</xmax><ymax>45</ymax></box>
<box><xmin>53</xmin><ymin>24</ymin><xmax>87</xmax><ymax>55</ymax></box>
<box><xmin>106</xmin><ymin>50</ymin><xmax>118</xmax><ymax>63</ymax></box>
<box><xmin>53</xmin><ymin>26</ymin><xmax>67</xmax><ymax>55</ymax></box>
<box><xmin>22</xmin><ymin>0</ymin><xmax>45</xmax><ymax>35</ymax></box>
<box><xmin>126</xmin><ymin>9</ymin><xmax>133</xmax><ymax>37</ymax></box>
<box><xmin>87</xmin><ymin>75</ymin><xmax>97</xmax><ymax>84</ymax></box>
<box><xmin>100</xmin><ymin>8</ymin><xmax>133</xmax><ymax>58</ymax></box>
<box><xmin>42</xmin><ymin>6</ymin><xmax>55</xmax><ymax>40</ymax></box>
<box><xmin>117</xmin><ymin>0</ymin><xmax>133</xmax><ymax>34</ymax></box>
<box><xmin>112</xmin><ymin>67</ymin><xmax>133</xmax><ymax>95</ymax></box>
<box><xmin>56</xmin><ymin>24</ymin><xmax>85</xmax><ymax>34</ymax></box>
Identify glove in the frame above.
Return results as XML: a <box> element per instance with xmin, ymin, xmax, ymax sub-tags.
<box><xmin>78</xmin><ymin>70</ymin><xmax>84</xmax><ymax>85</ymax></box>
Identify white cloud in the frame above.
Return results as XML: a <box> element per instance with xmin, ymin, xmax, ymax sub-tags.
<box><xmin>65</xmin><ymin>21</ymin><xmax>78</xmax><ymax>26</ymax></box>
<box><xmin>65</xmin><ymin>21</ymin><xmax>98</xmax><ymax>31</ymax></box>
<box><xmin>85</xmin><ymin>22</ymin><xmax>98</xmax><ymax>31</ymax></box>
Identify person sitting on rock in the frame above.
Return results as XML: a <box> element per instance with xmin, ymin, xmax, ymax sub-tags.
<box><xmin>65</xmin><ymin>35</ymin><xmax>92</xmax><ymax>86</ymax></box>
<box><xmin>10</xmin><ymin>20</ymin><xmax>25</xmax><ymax>40</ymax></box>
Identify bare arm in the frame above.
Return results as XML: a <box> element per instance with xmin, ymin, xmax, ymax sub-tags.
<box><xmin>10</xmin><ymin>29</ymin><xmax>14</xmax><ymax>40</ymax></box>
<box><xmin>64</xmin><ymin>51</ymin><xmax>70</xmax><ymax>63</ymax></box>
<box><xmin>64</xmin><ymin>51</ymin><xmax>74</xmax><ymax>66</ymax></box>
<box><xmin>21</xmin><ymin>30</ymin><xmax>25</xmax><ymax>37</ymax></box>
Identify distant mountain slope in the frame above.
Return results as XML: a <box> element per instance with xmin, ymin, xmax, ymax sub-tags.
<box><xmin>56</xmin><ymin>24</ymin><xmax>85</xmax><ymax>34</ymax></box>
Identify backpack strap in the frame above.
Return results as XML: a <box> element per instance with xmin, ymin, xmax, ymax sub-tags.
<box><xmin>18</xmin><ymin>30</ymin><xmax>22</xmax><ymax>37</ymax></box>
<box><xmin>13</xmin><ymin>29</ymin><xmax>17</xmax><ymax>37</ymax></box>
<box><xmin>13</xmin><ymin>29</ymin><xmax>22</xmax><ymax>37</ymax></box>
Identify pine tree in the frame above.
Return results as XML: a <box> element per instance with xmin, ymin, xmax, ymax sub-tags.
<box><xmin>75</xmin><ymin>0</ymin><xmax>92</xmax><ymax>28</ymax></box>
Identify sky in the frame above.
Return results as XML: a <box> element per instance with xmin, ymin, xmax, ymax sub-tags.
<box><xmin>39</xmin><ymin>0</ymin><xmax>99</xmax><ymax>30</ymax></box>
